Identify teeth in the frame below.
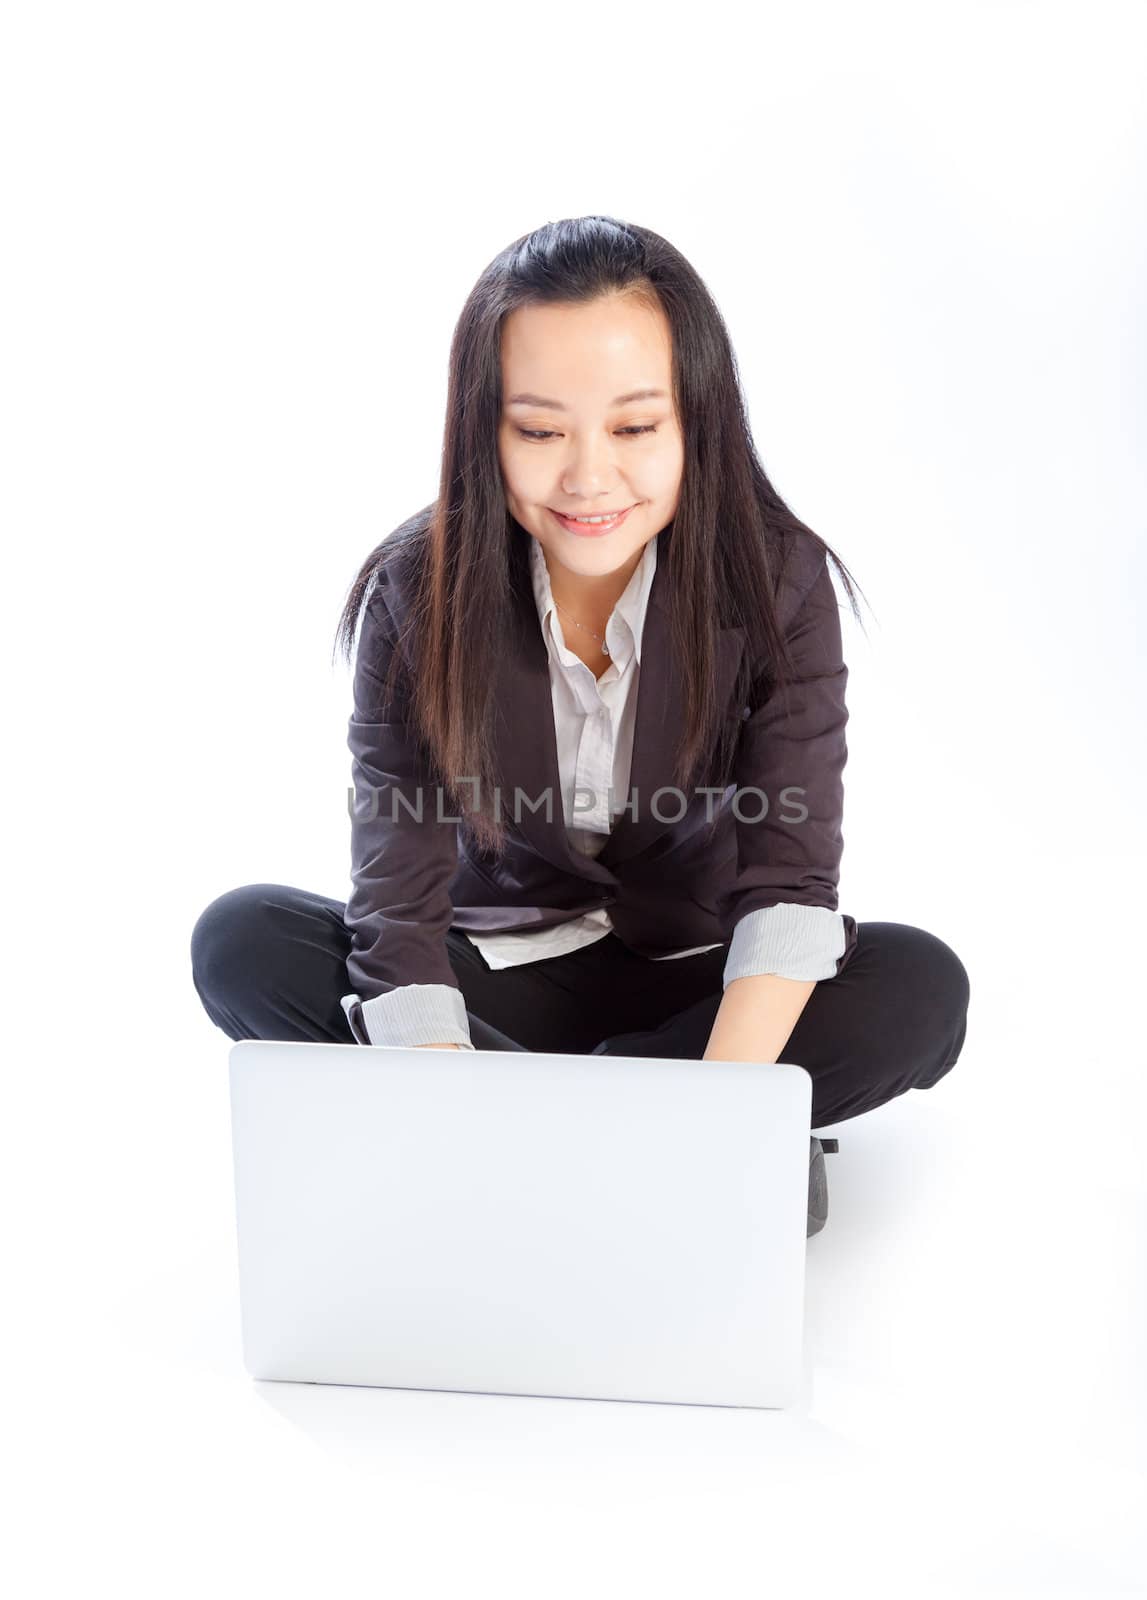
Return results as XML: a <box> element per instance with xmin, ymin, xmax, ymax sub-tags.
<box><xmin>562</xmin><ymin>511</ymin><xmax>624</xmax><ymax>524</ymax></box>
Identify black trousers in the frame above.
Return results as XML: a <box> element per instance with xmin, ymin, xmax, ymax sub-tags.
<box><xmin>190</xmin><ymin>883</ymin><xmax>971</xmax><ymax>1132</ymax></box>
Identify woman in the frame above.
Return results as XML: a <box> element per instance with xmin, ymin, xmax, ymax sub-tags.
<box><xmin>190</xmin><ymin>215</ymin><xmax>970</xmax><ymax>1234</ymax></box>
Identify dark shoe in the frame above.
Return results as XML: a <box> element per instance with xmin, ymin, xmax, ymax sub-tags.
<box><xmin>807</xmin><ymin>1136</ymin><xmax>839</xmax><ymax>1237</ymax></box>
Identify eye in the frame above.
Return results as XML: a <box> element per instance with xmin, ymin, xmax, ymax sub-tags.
<box><xmin>516</xmin><ymin>425</ymin><xmax>659</xmax><ymax>442</ymax></box>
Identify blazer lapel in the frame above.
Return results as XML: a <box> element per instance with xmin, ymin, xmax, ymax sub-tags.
<box><xmin>489</xmin><ymin>532</ymin><xmax>746</xmax><ymax>882</ymax></box>
<box><xmin>597</xmin><ymin>559</ymin><xmax>746</xmax><ymax>870</ymax></box>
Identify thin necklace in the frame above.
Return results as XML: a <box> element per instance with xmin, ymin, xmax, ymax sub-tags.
<box><xmin>554</xmin><ymin>598</ymin><xmax>610</xmax><ymax>658</ymax></box>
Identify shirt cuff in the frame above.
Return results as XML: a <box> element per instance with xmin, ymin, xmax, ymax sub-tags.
<box><xmin>723</xmin><ymin>904</ymin><xmax>847</xmax><ymax>985</ymax></box>
<box><xmin>339</xmin><ymin>985</ymin><xmax>476</xmax><ymax>1050</ymax></box>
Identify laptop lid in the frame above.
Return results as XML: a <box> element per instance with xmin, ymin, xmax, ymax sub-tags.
<box><xmin>228</xmin><ymin>1039</ymin><xmax>813</xmax><ymax>1410</ymax></box>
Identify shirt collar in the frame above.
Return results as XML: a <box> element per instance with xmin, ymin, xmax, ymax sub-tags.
<box><xmin>528</xmin><ymin>532</ymin><xmax>658</xmax><ymax>670</ymax></box>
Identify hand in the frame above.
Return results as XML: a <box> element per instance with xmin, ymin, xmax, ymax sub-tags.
<box><xmin>415</xmin><ymin>1042</ymin><xmax>464</xmax><ymax>1050</ymax></box>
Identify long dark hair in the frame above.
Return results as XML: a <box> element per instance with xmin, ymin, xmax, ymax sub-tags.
<box><xmin>333</xmin><ymin>214</ymin><xmax>869</xmax><ymax>857</ymax></box>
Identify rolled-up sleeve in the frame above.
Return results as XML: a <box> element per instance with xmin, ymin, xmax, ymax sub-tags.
<box><xmin>723</xmin><ymin>902</ymin><xmax>847</xmax><ymax>984</ymax></box>
<box><xmin>340</xmin><ymin>987</ymin><xmax>475</xmax><ymax>1049</ymax></box>
<box><xmin>339</xmin><ymin>562</ymin><xmax>475</xmax><ymax>1047</ymax></box>
<box><xmin>718</xmin><ymin>546</ymin><xmax>858</xmax><ymax>983</ymax></box>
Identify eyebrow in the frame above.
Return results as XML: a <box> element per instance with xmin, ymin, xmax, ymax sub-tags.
<box><xmin>505</xmin><ymin>387</ymin><xmax>670</xmax><ymax>411</ymax></box>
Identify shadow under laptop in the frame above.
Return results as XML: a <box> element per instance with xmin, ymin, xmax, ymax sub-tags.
<box><xmin>249</xmin><ymin>1345</ymin><xmax>857</xmax><ymax>1481</ymax></box>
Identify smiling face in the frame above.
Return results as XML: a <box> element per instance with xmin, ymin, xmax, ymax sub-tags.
<box><xmin>497</xmin><ymin>292</ymin><xmax>685</xmax><ymax>602</ymax></box>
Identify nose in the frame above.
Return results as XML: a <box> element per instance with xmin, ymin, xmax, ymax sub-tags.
<box><xmin>560</xmin><ymin>435</ymin><xmax>626</xmax><ymax>499</ymax></box>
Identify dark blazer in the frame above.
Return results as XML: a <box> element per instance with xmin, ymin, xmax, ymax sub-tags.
<box><xmin>345</xmin><ymin>526</ymin><xmax>859</xmax><ymax>1002</ymax></box>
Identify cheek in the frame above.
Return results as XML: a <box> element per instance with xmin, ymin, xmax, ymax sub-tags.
<box><xmin>498</xmin><ymin>435</ymin><xmax>529</xmax><ymax>478</ymax></box>
<box><xmin>645</xmin><ymin>444</ymin><xmax>684</xmax><ymax>498</ymax></box>
<box><xmin>504</xmin><ymin>449</ymin><xmax>555</xmax><ymax>501</ymax></box>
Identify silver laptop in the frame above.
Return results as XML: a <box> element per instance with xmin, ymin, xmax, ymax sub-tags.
<box><xmin>228</xmin><ymin>1039</ymin><xmax>814</xmax><ymax>1410</ymax></box>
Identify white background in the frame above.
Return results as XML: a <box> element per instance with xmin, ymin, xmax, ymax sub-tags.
<box><xmin>4</xmin><ymin>1</ymin><xmax>1145</xmax><ymax>1594</ymax></box>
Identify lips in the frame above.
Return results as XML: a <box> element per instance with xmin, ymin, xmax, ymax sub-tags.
<box><xmin>549</xmin><ymin>504</ymin><xmax>636</xmax><ymax>537</ymax></box>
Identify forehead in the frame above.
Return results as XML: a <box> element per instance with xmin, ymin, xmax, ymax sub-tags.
<box><xmin>500</xmin><ymin>297</ymin><xmax>673</xmax><ymax>403</ymax></box>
